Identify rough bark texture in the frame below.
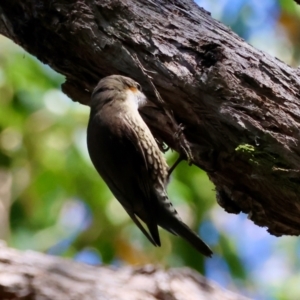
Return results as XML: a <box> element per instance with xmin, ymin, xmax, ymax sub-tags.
<box><xmin>0</xmin><ymin>243</ymin><xmax>248</xmax><ymax>300</ymax></box>
<box><xmin>1</xmin><ymin>0</ymin><xmax>300</xmax><ymax>236</ymax></box>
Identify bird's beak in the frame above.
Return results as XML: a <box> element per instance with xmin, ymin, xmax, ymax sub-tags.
<box><xmin>136</xmin><ymin>91</ymin><xmax>148</xmax><ymax>108</ymax></box>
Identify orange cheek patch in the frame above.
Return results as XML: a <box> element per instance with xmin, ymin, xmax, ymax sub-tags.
<box><xmin>129</xmin><ymin>87</ymin><xmax>138</xmax><ymax>93</ymax></box>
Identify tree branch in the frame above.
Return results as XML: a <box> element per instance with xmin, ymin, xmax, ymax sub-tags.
<box><xmin>1</xmin><ymin>0</ymin><xmax>300</xmax><ymax>236</ymax></box>
<box><xmin>0</xmin><ymin>243</ymin><xmax>248</xmax><ymax>300</ymax></box>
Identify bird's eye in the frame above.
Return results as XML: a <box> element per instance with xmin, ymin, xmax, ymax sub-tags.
<box><xmin>136</xmin><ymin>83</ymin><xmax>142</xmax><ymax>91</ymax></box>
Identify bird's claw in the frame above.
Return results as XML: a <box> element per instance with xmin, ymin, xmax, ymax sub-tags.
<box><xmin>173</xmin><ymin>123</ymin><xmax>193</xmax><ymax>166</ymax></box>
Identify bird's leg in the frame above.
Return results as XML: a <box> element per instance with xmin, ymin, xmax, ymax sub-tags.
<box><xmin>168</xmin><ymin>124</ymin><xmax>193</xmax><ymax>179</ymax></box>
<box><xmin>181</xmin><ymin>140</ymin><xmax>193</xmax><ymax>166</ymax></box>
<box><xmin>174</xmin><ymin>123</ymin><xmax>194</xmax><ymax>166</ymax></box>
<box><xmin>168</xmin><ymin>124</ymin><xmax>195</xmax><ymax>179</ymax></box>
<box><xmin>168</xmin><ymin>154</ymin><xmax>184</xmax><ymax>178</ymax></box>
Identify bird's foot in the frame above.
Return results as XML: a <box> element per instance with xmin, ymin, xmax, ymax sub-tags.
<box><xmin>173</xmin><ymin>123</ymin><xmax>193</xmax><ymax>166</ymax></box>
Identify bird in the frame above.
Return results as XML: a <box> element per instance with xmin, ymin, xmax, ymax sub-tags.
<box><xmin>87</xmin><ymin>75</ymin><xmax>212</xmax><ymax>256</ymax></box>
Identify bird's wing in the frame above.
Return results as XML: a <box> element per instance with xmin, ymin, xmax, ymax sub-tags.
<box><xmin>121</xmin><ymin>116</ymin><xmax>162</xmax><ymax>247</ymax></box>
<box><xmin>88</xmin><ymin>111</ymin><xmax>162</xmax><ymax>247</ymax></box>
<box><xmin>94</xmin><ymin>166</ymin><xmax>159</xmax><ymax>247</ymax></box>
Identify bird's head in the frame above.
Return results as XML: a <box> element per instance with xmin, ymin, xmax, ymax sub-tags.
<box><xmin>91</xmin><ymin>75</ymin><xmax>147</xmax><ymax>110</ymax></box>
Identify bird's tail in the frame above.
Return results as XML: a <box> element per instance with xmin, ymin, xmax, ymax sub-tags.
<box><xmin>168</xmin><ymin>220</ymin><xmax>213</xmax><ymax>257</ymax></box>
<box><xmin>156</xmin><ymin>191</ymin><xmax>212</xmax><ymax>256</ymax></box>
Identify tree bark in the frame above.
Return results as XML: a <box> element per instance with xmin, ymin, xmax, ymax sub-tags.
<box><xmin>1</xmin><ymin>0</ymin><xmax>300</xmax><ymax>236</ymax></box>
<box><xmin>0</xmin><ymin>242</ymin><xmax>248</xmax><ymax>300</ymax></box>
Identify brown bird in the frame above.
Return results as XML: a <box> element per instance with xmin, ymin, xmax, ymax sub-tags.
<box><xmin>87</xmin><ymin>75</ymin><xmax>212</xmax><ymax>256</ymax></box>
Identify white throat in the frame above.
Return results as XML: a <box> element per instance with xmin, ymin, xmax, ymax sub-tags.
<box><xmin>125</xmin><ymin>89</ymin><xmax>147</xmax><ymax>110</ymax></box>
